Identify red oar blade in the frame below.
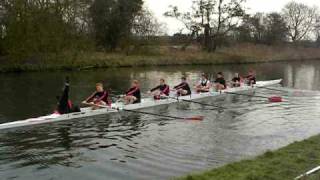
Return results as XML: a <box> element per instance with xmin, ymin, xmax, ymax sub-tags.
<box><xmin>268</xmin><ymin>96</ymin><xmax>283</xmax><ymax>103</ymax></box>
<box><xmin>184</xmin><ymin>116</ymin><xmax>204</xmax><ymax>121</ymax></box>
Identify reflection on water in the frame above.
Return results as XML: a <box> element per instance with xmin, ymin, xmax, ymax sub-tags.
<box><xmin>283</xmin><ymin>62</ymin><xmax>320</xmax><ymax>90</ymax></box>
<box><xmin>1</xmin><ymin>61</ymin><xmax>320</xmax><ymax>180</ymax></box>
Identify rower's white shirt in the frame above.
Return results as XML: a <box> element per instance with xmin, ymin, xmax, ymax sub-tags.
<box><xmin>198</xmin><ymin>79</ymin><xmax>211</xmax><ymax>87</ymax></box>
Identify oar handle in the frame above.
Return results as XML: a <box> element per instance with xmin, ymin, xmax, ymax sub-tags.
<box><xmin>82</xmin><ymin>102</ymin><xmax>112</xmax><ymax>108</ymax></box>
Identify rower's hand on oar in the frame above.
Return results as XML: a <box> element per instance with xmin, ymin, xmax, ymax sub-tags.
<box><xmin>118</xmin><ymin>95</ymin><xmax>125</xmax><ymax>98</ymax></box>
<box><xmin>82</xmin><ymin>101</ymin><xmax>95</xmax><ymax>105</ymax></box>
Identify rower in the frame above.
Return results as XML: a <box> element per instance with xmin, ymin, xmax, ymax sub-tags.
<box><xmin>245</xmin><ymin>70</ymin><xmax>256</xmax><ymax>86</ymax></box>
<box><xmin>148</xmin><ymin>78</ymin><xmax>170</xmax><ymax>100</ymax></box>
<box><xmin>56</xmin><ymin>77</ymin><xmax>80</xmax><ymax>114</ymax></box>
<box><xmin>230</xmin><ymin>73</ymin><xmax>242</xmax><ymax>87</ymax></box>
<box><xmin>174</xmin><ymin>76</ymin><xmax>191</xmax><ymax>96</ymax></box>
<box><xmin>124</xmin><ymin>80</ymin><xmax>141</xmax><ymax>104</ymax></box>
<box><xmin>82</xmin><ymin>83</ymin><xmax>110</xmax><ymax>107</ymax></box>
<box><xmin>195</xmin><ymin>73</ymin><xmax>211</xmax><ymax>93</ymax></box>
<box><xmin>214</xmin><ymin>72</ymin><xmax>226</xmax><ymax>91</ymax></box>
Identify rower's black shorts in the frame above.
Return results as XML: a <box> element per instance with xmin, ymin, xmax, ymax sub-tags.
<box><xmin>133</xmin><ymin>99</ymin><xmax>141</xmax><ymax>104</ymax></box>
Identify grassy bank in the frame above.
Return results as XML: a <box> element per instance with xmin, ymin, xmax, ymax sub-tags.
<box><xmin>178</xmin><ymin>134</ymin><xmax>320</xmax><ymax>180</ymax></box>
<box><xmin>1</xmin><ymin>44</ymin><xmax>320</xmax><ymax>73</ymax></box>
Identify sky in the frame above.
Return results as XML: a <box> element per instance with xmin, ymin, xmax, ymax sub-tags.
<box><xmin>145</xmin><ymin>0</ymin><xmax>320</xmax><ymax>34</ymax></box>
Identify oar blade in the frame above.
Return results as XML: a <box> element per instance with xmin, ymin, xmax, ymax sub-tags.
<box><xmin>185</xmin><ymin>116</ymin><xmax>204</xmax><ymax>121</ymax></box>
<box><xmin>268</xmin><ymin>96</ymin><xmax>283</xmax><ymax>103</ymax></box>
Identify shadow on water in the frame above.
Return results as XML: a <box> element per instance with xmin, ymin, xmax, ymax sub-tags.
<box><xmin>1</xmin><ymin>61</ymin><xmax>320</xmax><ymax>179</ymax></box>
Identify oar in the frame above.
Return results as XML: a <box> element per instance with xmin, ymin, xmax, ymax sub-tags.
<box><xmin>83</xmin><ymin>103</ymin><xmax>204</xmax><ymax>121</ymax></box>
<box><xmin>165</xmin><ymin>96</ymin><xmax>226</xmax><ymax>109</ymax></box>
<box><xmin>257</xmin><ymin>86</ymin><xmax>287</xmax><ymax>93</ymax></box>
<box><xmin>108</xmin><ymin>89</ymin><xmax>124</xmax><ymax>98</ymax></box>
<box><xmin>295</xmin><ymin>166</ymin><xmax>320</xmax><ymax>179</ymax></box>
<box><xmin>119</xmin><ymin>108</ymin><xmax>204</xmax><ymax>121</ymax></box>
<box><xmin>225</xmin><ymin>92</ymin><xmax>283</xmax><ymax>103</ymax></box>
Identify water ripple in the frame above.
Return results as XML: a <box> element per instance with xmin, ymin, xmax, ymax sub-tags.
<box><xmin>2</xmin><ymin>86</ymin><xmax>320</xmax><ymax>179</ymax></box>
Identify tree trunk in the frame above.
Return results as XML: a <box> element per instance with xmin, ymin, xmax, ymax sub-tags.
<box><xmin>204</xmin><ymin>24</ymin><xmax>210</xmax><ymax>51</ymax></box>
<box><xmin>181</xmin><ymin>31</ymin><xmax>196</xmax><ymax>51</ymax></box>
<box><xmin>210</xmin><ymin>34</ymin><xmax>217</xmax><ymax>52</ymax></box>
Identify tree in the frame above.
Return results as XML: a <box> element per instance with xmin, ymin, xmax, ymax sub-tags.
<box><xmin>264</xmin><ymin>13</ymin><xmax>288</xmax><ymax>44</ymax></box>
<box><xmin>315</xmin><ymin>15</ymin><xmax>320</xmax><ymax>46</ymax></box>
<box><xmin>125</xmin><ymin>7</ymin><xmax>167</xmax><ymax>54</ymax></box>
<box><xmin>236</xmin><ymin>12</ymin><xmax>288</xmax><ymax>45</ymax></box>
<box><xmin>164</xmin><ymin>5</ymin><xmax>201</xmax><ymax>51</ymax></box>
<box><xmin>0</xmin><ymin>0</ymin><xmax>93</xmax><ymax>59</ymax></box>
<box><xmin>165</xmin><ymin>0</ymin><xmax>246</xmax><ymax>52</ymax></box>
<box><xmin>132</xmin><ymin>8</ymin><xmax>166</xmax><ymax>38</ymax></box>
<box><xmin>282</xmin><ymin>1</ymin><xmax>318</xmax><ymax>42</ymax></box>
<box><xmin>236</xmin><ymin>15</ymin><xmax>254</xmax><ymax>42</ymax></box>
<box><xmin>0</xmin><ymin>4</ymin><xmax>4</xmax><ymax>55</ymax></box>
<box><xmin>89</xmin><ymin>0</ymin><xmax>143</xmax><ymax>51</ymax></box>
<box><xmin>238</xmin><ymin>13</ymin><xmax>267</xmax><ymax>43</ymax></box>
<box><xmin>250</xmin><ymin>13</ymin><xmax>268</xmax><ymax>43</ymax></box>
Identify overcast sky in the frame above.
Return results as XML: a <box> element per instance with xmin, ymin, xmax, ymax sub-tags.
<box><xmin>145</xmin><ymin>0</ymin><xmax>320</xmax><ymax>34</ymax></box>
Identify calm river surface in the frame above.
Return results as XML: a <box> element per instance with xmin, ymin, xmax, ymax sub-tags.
<box><xmin>1</xmin><ymin>61</ymin><xmax>320</xmax><ymax>180</ymax></box>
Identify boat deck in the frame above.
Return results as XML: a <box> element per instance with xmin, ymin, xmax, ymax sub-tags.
<box><xmin>0</xmin><ymin>79</ymin><xmax>282</xmax><ymax>131</ymax></box>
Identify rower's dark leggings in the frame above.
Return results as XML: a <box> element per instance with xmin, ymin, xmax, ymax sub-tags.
<box><xmin>58</xmin><ymin>83</ymin><xmax>71</xmax><ymax>114</ymax></box>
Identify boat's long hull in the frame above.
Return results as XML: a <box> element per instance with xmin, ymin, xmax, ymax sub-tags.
<box><xmin>0</xmin><ymin>79</ymin><xmax>282</xmax><ymax>131</ymax></box>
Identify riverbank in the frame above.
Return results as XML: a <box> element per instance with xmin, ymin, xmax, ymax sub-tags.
<box><xmin>178</xmin><ymin>134</ymin><xmax>320</xmax><ymax>180</ymax></box>
<box><xmin>1</xmin><ymin>44</ymin><xmax>320</xmax><ymax>73</ymax></box>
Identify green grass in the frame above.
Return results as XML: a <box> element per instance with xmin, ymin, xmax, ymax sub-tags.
<box><xmin>1</xmin><ymin>44</ymin><xmax>320</xmax><ymax>73</ymax></box>
<box><xmin>177</xmin><ymin>135</ymin><xmax>320</xmax><ymax>180</ymax></box>
<box><xmin>308</xmin><ymin>172</ymin><xmax>320</xmax><ymax>180</ymax></box>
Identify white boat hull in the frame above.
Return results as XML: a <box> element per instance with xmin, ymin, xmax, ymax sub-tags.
<box><xmin>0</xmin><ymin>79</ymin><xmax>282</xmax><ymax>130</ymax></box>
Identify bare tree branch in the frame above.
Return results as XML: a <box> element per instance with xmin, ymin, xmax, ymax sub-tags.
<box><xmin>283</xmin><ymin>1</ymin><xmax>318</xmax><ymax>42</ymax></box>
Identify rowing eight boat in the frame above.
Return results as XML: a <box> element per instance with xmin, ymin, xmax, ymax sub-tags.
<box><xmin>0</xmin><ymin>79</ymin><xmax>282</xmax><ymax>131</ymax></box>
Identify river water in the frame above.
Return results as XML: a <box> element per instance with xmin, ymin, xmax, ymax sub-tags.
<box><xmin>1</xmin><ymin>61</ymin><xmax>320</xmax><ymax>180</ymax></box>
